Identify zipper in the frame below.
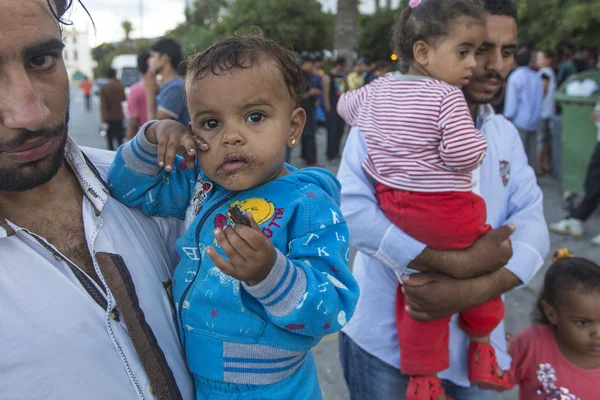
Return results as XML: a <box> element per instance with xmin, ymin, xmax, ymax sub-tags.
<box><xmin>178</xmin><ymin>191</ymin><xmax>239</xmax><ymax>358</ymax></box>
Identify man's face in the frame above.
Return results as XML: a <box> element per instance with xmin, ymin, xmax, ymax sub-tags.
<box><xmin>148</xmin><ymin>51</ymin><xmax>167</xmax><ymax>75</ymax></box>
<box><xmin>464</xmin><ymin>14</ymin><xmax>518</xmax><ymax>105</ymax></box>
<box><xmin>0</xmin><ymin>0</ymin><xmax>70</xmax><ymax>192</ymax></box>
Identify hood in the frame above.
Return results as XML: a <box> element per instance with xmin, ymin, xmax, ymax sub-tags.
<box><xmin>282</xmin><ymin>165</ymin><xmax>342</xmax><ymax>205</ymax></box>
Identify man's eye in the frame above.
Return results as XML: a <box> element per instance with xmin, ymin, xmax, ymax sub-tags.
<box><xmin>459</xmin><ymin>50</ymin><xmax>469</xmax><ymax>58</ymax></box>
<box><xmin>202</xmin><ymin>119</ymin><xmax>219</xmax><ymax>130</ymax></box>
<box><xmin>575</xmin><ymin>320</ymin><xmax>588</xmax><ymax>326</ymax></box>
<box><xmin>29</xmin><ymin>55</ymin><xmax>57</xmax><ymax>70</ymax></box>
<box><xmin>246</xmin><ymin>112</ymin><xmax>265</xmax><ymax>123</ymax></box>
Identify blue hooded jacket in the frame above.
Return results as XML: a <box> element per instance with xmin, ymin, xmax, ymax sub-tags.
<box><xmin>108</xmin><ymin>126</ymin><xmax>359</xmax><ymax>399</ymax></box>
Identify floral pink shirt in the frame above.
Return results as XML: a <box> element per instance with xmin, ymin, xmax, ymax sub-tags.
<box><xmin>509</xmin><ymin>324</ymin><xmax>600</xmax><ymax>400</ymax></box>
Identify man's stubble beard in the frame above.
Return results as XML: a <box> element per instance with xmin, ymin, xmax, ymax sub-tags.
<box><xmin>0</xmin><ymin>109</ymin><xmax>70</xmax><ymax>192</ymax></box>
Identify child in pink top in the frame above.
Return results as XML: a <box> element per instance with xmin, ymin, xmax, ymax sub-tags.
<box><xmin>508</xmin><ymin>253</ymin><xmax>600</xmax><ymax>399</ymax></box>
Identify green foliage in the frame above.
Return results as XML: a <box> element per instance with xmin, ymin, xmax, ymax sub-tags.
<box><xmin>121</xmin><ymin>20</ymin><xmax>133</xmax><ymax>41</ymax></box>
<box><xmin>220</xmin><ymin>0</ymin><xmax>334</xmax><ymax>52</ymax></box>
<box><xmin>357</xmin><ymin>8</ymin><xmax>400</xmax><ymax>61</ymax></box>
<box><xmin>185</xmin><ymin>0</ymin><xmax>229</xmax><ymax>28</ymax></box>
<box><xmin>516</xmin><ymin>0</ymin><xmax>600</xmax><ymax>50</ymax></box>
<box><xmin>91</xmin><ymin>40</ymin><xmax>151</xmax><ymax>78</ymax></box>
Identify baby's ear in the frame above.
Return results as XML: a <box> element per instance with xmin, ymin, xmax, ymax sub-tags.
<box><xmin>287</xmin><ymin>107</ymin><xmax>306</xmax><ymax>148</ymax></box>
<box><xmin>541</xmin><ymin>300</ymin><xmax>558</xmax><ymax>325</ymax></box>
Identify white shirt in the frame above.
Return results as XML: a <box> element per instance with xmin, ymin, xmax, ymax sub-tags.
<box><xmin>0</xmin><ymin>139</ymin><xmax>194</xmax><ymax>400</ymax></box>
<box><xmin>338</xmin><ymin>105</ymin><xmax>550</xmax><ymax>387</ymax></box>
<box><xmin>538</xmin><ymin>67</ymin><xmax>557</xmax><ymax>119</ymax></box>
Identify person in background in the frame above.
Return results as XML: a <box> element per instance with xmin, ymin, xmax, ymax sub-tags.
<box><xmin>535</xmin><ymin>49</ymin><xmax>556</xmax><ymax>175</ymax></box>
<box><xmin>80</xmin><ymin>76</ymin><xmax>93</xmax><ymax>111</ymax></box>
<box><xmin>322</xmin><ymin>56</ymin><xmax>347</xmax><ymax>163</ymax></box>
<box><xmin>372</xmin><ymin>60</ymin><xmax>391</xmax><ymax>81</ymax></box>
<box><xmin>100</xmin><ymin>68</ymin><xmax>126</xmax><ymax>151</ymax></box>
<box><xmin>556</xmin><ymin>42</ymin><xmax>577</xmax><ymax>87</ymax></box>
<box><xmin>145</xmin><ymin>37</ymin><xmax>190</xmax><ymax>125</ymax></box>
<box><xmin>507</xmin><ymin>252</ymin><xmax>600</xmax><ymax>399</ymax></box>
<box><xmin>503</xmin><ymin>50</ymin><xmax>543</xmax><ymax>172</ymax></box>
<box><xmin>0</xmin><ymin>0</ymin><xmax>194</xmax><ymax>398</ymax></box>
<box><xmin>549</xmin><ymin>99</ymin><xmax>600</xmax><ymax>246</ymax></box>
<box><xmin>126</xmin><ymin>51</ymin><xmax>150</xmax><ymax>140</ymax></box>
<box><xmin>299</xmin><ymin>55</ymin><xmax>322</xmax><ymax>166</ymax></box>
<box><xmin>347</xmin><ymin>58</ymin><xmax>366</xmax><ymax>91</ymax></box>
<box><xmin>578</xmin><ymin>47</ymin><xmax>598</xmax><ymax>71</ymax></box>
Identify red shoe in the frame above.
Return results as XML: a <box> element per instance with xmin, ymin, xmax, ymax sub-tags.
<box><xmin>406</xmin><ymin>376</ymin><xmax>454</xmax><ymax>400</ymax></box>
<box><xmin>468</xmin><ymin>342</ymin><xmax>513</xmax><ymax>390</ymax></box>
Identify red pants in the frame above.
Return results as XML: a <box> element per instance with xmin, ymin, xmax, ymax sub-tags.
<box><xmin>376</xmin><ymin>183</ymin><xmax>505</xmax><ymax>375</ymax></box>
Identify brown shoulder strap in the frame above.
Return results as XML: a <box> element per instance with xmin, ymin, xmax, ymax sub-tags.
<box><xmin>96</xmin><ymin>252</ymin><xmax>183</xmax><ymax>400</ymax></box>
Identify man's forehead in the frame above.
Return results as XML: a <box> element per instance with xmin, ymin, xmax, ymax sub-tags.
<box><xmin>484</xmin><ymin>14</ymin><xmax>518</xmax><ymax>47</ymax></box>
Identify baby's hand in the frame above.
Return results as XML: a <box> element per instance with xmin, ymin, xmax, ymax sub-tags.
<box><xmin>207</xmin><ymin>212</ymin><xmax>276</xmax><ymax>286</ymax></box>
<box><xmin>145</xmin><ymin>120</ymin><xmax>207</xmax><ymax>171</ymax></box>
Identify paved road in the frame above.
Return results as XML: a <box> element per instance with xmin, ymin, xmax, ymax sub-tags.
<box><xmin>69</xmin><ymin>87</ymin><xmax>600</xmax><ymax>400</ymax></box>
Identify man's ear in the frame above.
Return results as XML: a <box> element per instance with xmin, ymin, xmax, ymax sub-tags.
<box><xmin>413</xmin><ymin>40</ymin><xmax>430</xmax><ymax>67</ymax></box>
<box><xmin>541</xmin><ymin>300</ymin><xmax>559</xmax><ymax>325</ymax></box>
<box><xmin>287</xmin><ymin>107</ymin><xmax>306</xmax><ymax>148</ymax></box>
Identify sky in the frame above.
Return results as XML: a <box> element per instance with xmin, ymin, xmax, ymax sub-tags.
<box><xmin>71</xmin><ymin>0</ymin><xmax>402</xmax><ymax>46</ymax></box>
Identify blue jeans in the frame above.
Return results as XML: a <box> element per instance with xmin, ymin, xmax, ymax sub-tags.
<box><xmin>338</xmin><ymin>332</ymin><xmax>496</xmax><ymax>400</ymax></box>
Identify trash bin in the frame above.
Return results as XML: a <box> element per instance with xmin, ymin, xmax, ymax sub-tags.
<box><xmin>554</xmin><ymin>70</ymin><xmax>600</xmax><ymax>194</ymax></box>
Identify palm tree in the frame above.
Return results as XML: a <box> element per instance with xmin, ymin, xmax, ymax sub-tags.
<box><xmin>375</xmin><ymin>0</ymin><xmax>381</xmax><ymax>9</ymax></box>
<box><xmin>386</xmin><ymin>0</ymin><xmax>392</xmax><ymax>9</ymax></box>
<box><xmin>121</xmin><ymin>20</ymin><xmax>133</xmax><ymax>41</ymax></box>
<box><xmin>335</xmin><ymin>0</ymin><xmax>358</xmax><ymax>67</ymax></box>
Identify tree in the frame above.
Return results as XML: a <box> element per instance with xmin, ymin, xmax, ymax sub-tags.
<box><xmin>515</xmin><ymin>0</ymin><xmax>600</xmax><ymax>50</ymax></box>
<box><xmin>186</xmin><ymin>0</ymin><xmax>229</xmax><ymax>28</ymax></box>
<box><xmin>358</xmin><ymin>8</ymin><xmax>400</xmax><ymax>61</ymax></box>
<box><xmin>121</xmin><ymin>20</ymin><xmax>133</xmax><ymax>41</ymax></box>
<box><xmin>220</xmin><ymin>0</ymin><xmax>334</xmax><ymax>52</ymax></box>
<box><xmin>335</xmin><ymin>0</ymin><xmax>359</xmax><ymax>66</ymax></box>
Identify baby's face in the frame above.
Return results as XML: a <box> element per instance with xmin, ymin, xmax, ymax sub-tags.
<box><xmin>187</xmin><ymin>60</ymin><xmax>305</xmax><ymax>191</ymax></box>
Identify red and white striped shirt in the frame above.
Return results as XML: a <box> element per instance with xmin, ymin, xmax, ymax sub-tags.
<box><xmin>337</xmin><ymin>73</ymin><xmax>488</xmax><ymax>192</ymax></box>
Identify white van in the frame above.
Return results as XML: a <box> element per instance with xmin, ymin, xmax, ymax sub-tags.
<box><xmin>111</xmin><ymin>54</ymin><xmax>139</xmax><ymax>88</ymax></box>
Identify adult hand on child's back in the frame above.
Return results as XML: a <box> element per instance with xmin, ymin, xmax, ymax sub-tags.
<box><xmin>207</xmin><ymin>212</ymin><xmax>277</xmax><ymax>286</ymax></box>
<box><xmin>145</xmin><ymin>120</ymin><xmax>208</xmax><ymax>171</ymax></box>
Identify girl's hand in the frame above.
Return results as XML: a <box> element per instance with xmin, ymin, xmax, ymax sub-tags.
<box><xmin>145</xmin><ymin>121</ymin><xmax>207</xmax><ymax>171</ymax></box>
<box><xmin>207</xmin><ymin>212</ymin><xmax>276</xmax><ymax>286</ymax></box>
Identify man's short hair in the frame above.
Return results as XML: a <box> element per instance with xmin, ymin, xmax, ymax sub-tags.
<box><xmin>334</xmin><ymin>57</ymin><xmax>346</xmax><ymax>67</ymax></box>
<box><xmin>106</xmin><ymin>68</ymin><xmax>117</xmax><ymax>78</ymax></box>
<box><xmin>484</xmin><ymin>0</ymin><xmax>518</xmax><ymax>24</ymax></box>
<box><xmin>151</xmin><ymin>38</ymin><xmax>183</xmax><ymax>70</ymax></box>
<box><xmin>137</xmin><ymin>51</ymin><xmax>150</xmax><ymax>74</ymax></box>
<box><xmin>186</xmin><ymin>34</ymin><xmax>305</xmax><ymax>106</ymax></box>
<box><xmin>515</xmin><ymin>51</ymin><xmax>532</xmax><ymax>67</ymax></box>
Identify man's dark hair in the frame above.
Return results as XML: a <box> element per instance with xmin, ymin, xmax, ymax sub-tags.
<box><xmin>393</xmin><ymin>0</ymin><xmax>485</xmax><ymax>62</ymax></box>
<box><xmin>186</xmin><ymin>34</ymin><xmax>305</xmax><ymax>106</ymax></box>
<box><xmin>334</xmin><ymin>57</ymin><xmax>346</xmax><ymax>67</ymax></box>
<box><xmin>533</xmin><ymin>257</ymin><xmax>600</xmax><ymax>325</ymax></box>
<box><xmin>150</xmin><ymin>38</ymin><xmax>183</xmax><ymax>70</ymax></box>
<box><xmin>375</xmin><ymin>60</ymin><xmax>391</xmax><ymax>72</ymax></box>
<box><xmin>484</xmin><ymin>0</ymin><xmax>518</xmax><ymax>23</ymax></box>
<box><xmin>46</xmin><ymin>1</ymin><xmax>93</xmax><ymax>30</ymax></box>
<box><xmin>137</xmin><ymin>51</ymin><xmax>150</xmax><ymax>74</ymax></box>
<box><xmin>538</xmin><ymin>48</ymin><xmax>554</xmax><ymax>60</ymax></box>
<box><xmin>106</xmin><ymin>68</ymin><xmax>117</xmax><ymax>78</ymax></box>
<box><xmin>515</xmin><ymin>50</ymin><xmax>532</xmax><ymax>67</ymax></box>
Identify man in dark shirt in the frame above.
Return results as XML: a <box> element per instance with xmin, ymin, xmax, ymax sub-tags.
<box><xmin>299</xmin><ymin>55</ymin><xmax>322</xmax><ymax>166</ymax></box>
<box><xmin>99</xmin><ymin>68</ymin><xmax>126</xmax><ymax>150</ymax></box>
<box><xmin>323</xmin><ymin>57</ymin><xmax>347</xmax><ymax>163</ymax></box>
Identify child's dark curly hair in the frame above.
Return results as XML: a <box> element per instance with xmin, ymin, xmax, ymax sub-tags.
<box><xmin>393</xmin><ymin>0</ymin><xmax>486</xmax><ymax>63</ymax></box>
<box><xmin>533</xmin><ymin>256</ymin><xmax>600</xmax><ymax>325</ymax></box>
<box><xmin>185</xmin><ymin>33</ymin><xmax>305</xmax><ymax>107</ymax></box>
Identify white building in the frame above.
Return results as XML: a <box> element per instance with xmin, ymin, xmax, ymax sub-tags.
<box><xmin>63</xmin><ymin>28</ymin><xmax>95</xmax><ymax>80</ymax></box>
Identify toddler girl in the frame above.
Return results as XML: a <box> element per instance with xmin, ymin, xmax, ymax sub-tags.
<box><xmin>337</xmin><ymin>0</ymin><xmax>511</xmax><ymax>398</ymax></box>
<box><xmin>108</xmin><ymin>35</ymin><xmax>359</xmax><ymax>399</ymax></box>
<box><xmin>508</xmin><ymin>250</ymin><xmax>600</xmax><ymax>399</ymax></box>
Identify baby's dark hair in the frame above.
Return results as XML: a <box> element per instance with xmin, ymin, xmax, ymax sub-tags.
<box><xmin>393</xmin><ymin>0</ymin><xmax>485</xmax><ymax>62</ymax></box>
<box><xmin>533</xmin><ymin>256</ymin><xmax>600</xmax><ymax>325</ymax></box>
<box><xmin>185</xmin><ymin>34</ymin><xmax>305</xmax><ymax>106</ymax></box>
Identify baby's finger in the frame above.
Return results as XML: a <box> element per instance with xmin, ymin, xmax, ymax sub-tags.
<box><xmin>181</xmin><ymin>134</ymin><xmax>198</xmax><ymax>156</ymax></box>
<box><xmin>189</xmin><ymin>125</ymin><xmax>209</xmax><ymax>152</ymax></box>
<box><xmin>156</xmin><ymin>133</ymin><xmax>169</xmax><ymax>168</ymax></box>
<box><xmin>214</xmin><ymin>227</ymin><xmax>246</xmax><ymax>267</ymax></box>
<box><xmin>207</xmin><ymin>247</ymin><xmax>238</xmax><ymax>278</ymax></box>
<box><xmin>245</xmin><ymin>212</ymin><xmax>261</xmax><ymax>232</ymax></box>
<box><xmin>226</xmin><ymin>225</ymin><xmax>256</xmax><ymax>260</ymax></box>
<box><xmin>163</xmin><ymin>135</ymin><xmax>180</xmax><ymax>172</ymax></box>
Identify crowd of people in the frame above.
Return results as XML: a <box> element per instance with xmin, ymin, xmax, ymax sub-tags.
<box><xmin>1</xmin><ymin>0</ymin><xmax>599</xmax><ymax>400</ymax></box>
